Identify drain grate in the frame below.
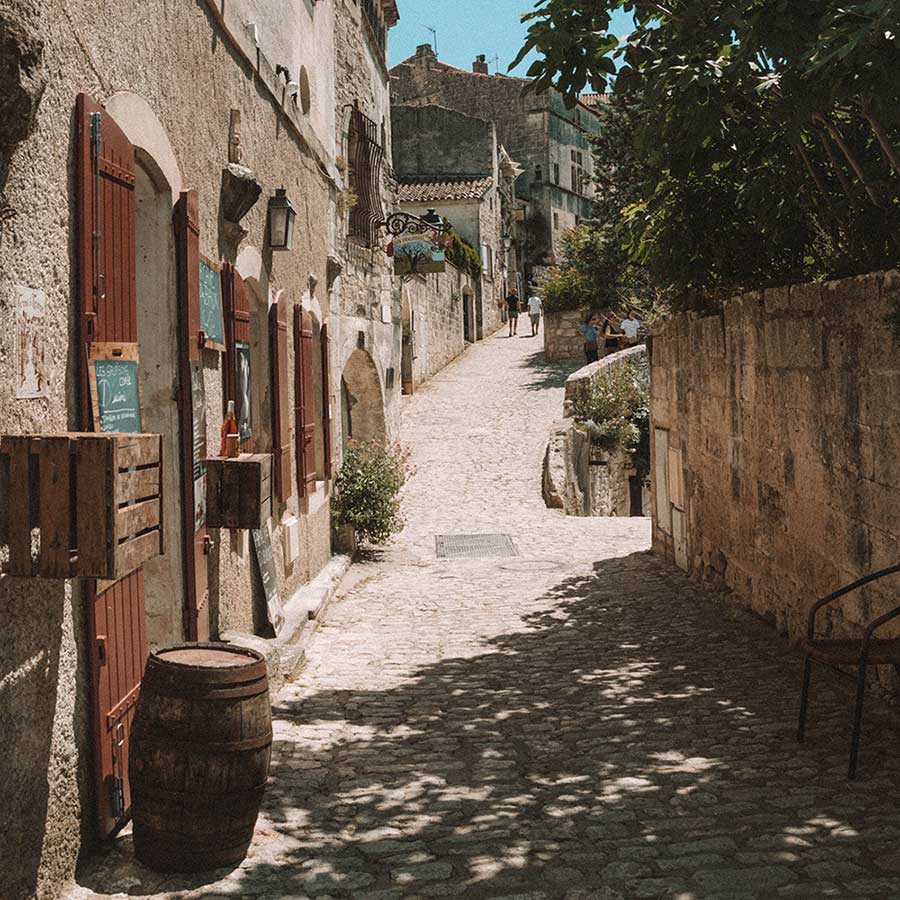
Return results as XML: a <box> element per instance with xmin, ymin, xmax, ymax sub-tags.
<box><xmin>435</xmin><ymin>533</ymin><xmax>519</xmax><ymax>559</ymax></box>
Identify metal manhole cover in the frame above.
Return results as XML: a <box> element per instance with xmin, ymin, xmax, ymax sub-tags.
<box><xmin>435</xmin><ymin>534</ymin><xmax>519</xmax><ymax>559</ymax></box>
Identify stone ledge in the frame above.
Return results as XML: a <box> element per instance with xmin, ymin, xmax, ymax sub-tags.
<box><xmin>564</xmin><ymin>344</ymin><xmax>647</xmax><ymax>416</ymax></box>
<box><xmin>222</xmin><ymin>552</ymin><xmax>352</xmax><ymax>693</ymax></box>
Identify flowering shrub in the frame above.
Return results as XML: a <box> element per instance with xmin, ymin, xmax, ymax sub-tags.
<box><xmin>333</xmin><ymin>440</ymin><xmax>409</xmax><ymax>546</ymax></box>
<box><xmin>572</xmin><ymin>356</ymin><xmax>650</xmax><ymax>478</ymax></box>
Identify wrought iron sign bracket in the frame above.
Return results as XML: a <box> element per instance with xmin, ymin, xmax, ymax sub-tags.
<box><xmin>377</xmin><ymin>211</ymin><xmax>452</xmax><ymax>237</ymax></box>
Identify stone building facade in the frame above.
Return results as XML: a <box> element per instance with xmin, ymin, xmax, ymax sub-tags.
<box><xmin>331</xmin><ymin>0</ymin><xmax>402</xmax><ymax>454</ymax></box>
<box><xmin>400</xmin><ymin>264</ymin><xmax>477</xmax><ymax>391</ymax></box>
<box><xmin>390</xmin><ymin>45</ymin><xmax>602</xmax><ymax>271</ymax></box>
<box><xmin>651</xmin><ymin>272</ymin><xmax>900</xmax><ymax>692</ymax></box>
<box><xmin>0</xmin><ymin>1</ymin><xmax>399</xmax><ymax>897</ymax></box>
<box><xmin>392</xmin><ymin>102</ymin><xmax>518</xmax><ymax>339</ymax></box>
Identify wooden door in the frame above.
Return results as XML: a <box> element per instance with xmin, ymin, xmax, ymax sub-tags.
<box><xmin>76</xmin><ymin>93</ymin><xmax>146</xmax><ymax>837</ymax></box>
<box><xmin>293</xmin><ymin>307</ymin><xmax>317</xmax><ymax>496</ymax></box>
<box><xmin>174</xmin><ymin>191</ymin><xmax>211</xmax><ymax>642</ymax></box>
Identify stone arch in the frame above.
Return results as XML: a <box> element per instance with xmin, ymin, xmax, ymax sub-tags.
<box><xmin>341</xmin><ymin>348</ymin><xmax>385</xmax><ymax>448</ymax></box>
<box><xmin>105</xmin><ymin>92</ymin><xmax>183</xmax><ymax>200</ymax></box>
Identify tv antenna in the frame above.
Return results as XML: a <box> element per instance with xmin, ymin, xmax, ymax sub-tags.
<box><xmin>426</xmin><ymin>26</ymin><xmax>438</xmax><ymax>55</ymax></box>
<box><xmin>491</xmin><ymin>54</ymin><xmax>500</xmax><ymax>74</ymax></box>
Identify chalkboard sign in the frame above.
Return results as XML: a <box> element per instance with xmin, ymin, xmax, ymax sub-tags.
<box><xmin>199</xmin><ymin>257</ymin><xmax>225</xmax><ymax>351</ymax></box>
<box><xmin>87</xmin><ymin>343</ymin><xmax>142</xmax><ymax>434</ymax></box>
<box><xmin>252</xmin><ymin>525</ymin><xmax>285</xmax><ymax>635</ymax></box>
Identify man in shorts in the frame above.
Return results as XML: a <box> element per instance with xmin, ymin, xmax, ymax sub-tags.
<box><xmin>506</xmin><ymin>291</ymin><xmax>520</xmax><ymax>336</ymax></box>
<box><xmin>526</xmin><ymin>289</ymin><xmax>543</xmax><ymax>336</ymax></box>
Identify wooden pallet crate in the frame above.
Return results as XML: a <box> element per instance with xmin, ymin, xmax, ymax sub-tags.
<box><xmin>0</xmin><ymin>433</ymin><xmax>164</xmax><ymax>579</ymax></box>
<box><xmin>205</xmin><ymin>454</ymin><xmax>272</xmax><ymax>530</ymax></box>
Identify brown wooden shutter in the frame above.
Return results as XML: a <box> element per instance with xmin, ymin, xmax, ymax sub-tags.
<box><xmin>293</xmin><ymin>307</ymin><xmax>317</xmax><ymax>496</ymax></box>
<box><xmin>75</xmin><ymin>93</ymin><xmax>146</xmax><ymax>840</ymax></box>
<box><xmin>270</xmin><ymin>294</ymin><xmax>292</xmax><ymax>502</ymax></box>
<box><xmin>321</xmin><ymin>322</ymin><xmax>333</xmax><ymax>479</ymax></box>
<box><xmin>222</xmin><ymin>262</ymin><xmax>253</xmax><ymax>451</ymax></box>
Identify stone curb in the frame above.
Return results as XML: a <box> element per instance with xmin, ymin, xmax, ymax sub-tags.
<box><xmin>222</xmin><ymin>552</ymin><xmax>352</xmax><ymax>693</ymax></box>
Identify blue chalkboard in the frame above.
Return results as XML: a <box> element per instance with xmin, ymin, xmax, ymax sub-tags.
<box><xmin>199</xmin><ymin>258</ymin><xmax>225</xmax><ymax>349</ymax></box>
<box><xmin>93</xmin><ymin>359</ymin><xmax>142</xmax><ymax>433</ymax></box>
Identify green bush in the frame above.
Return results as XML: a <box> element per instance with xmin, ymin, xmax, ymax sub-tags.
<box><xmin>572</xmin><ymin>356</ymin><xmax>651</xmax><ymax>478</ymax></box>
<box><xmin>446</xmin><ymin>231</ymin><xmax>482</xmax><ymax>281</ymax></box>
<box><xmin>333</xmin><ymin>440</ymin><xmax>408</xmax><ymax>546</ymax></box>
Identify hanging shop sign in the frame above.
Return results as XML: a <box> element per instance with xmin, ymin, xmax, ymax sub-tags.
<box><xmin>391</xmin><ymin>232</ymin><xmax>448</xmax><ymax>276</ymax></box>
<box><xmin>87</xmin><ymin>343</ymin><xmax>142</xmax><ymax>434</ymax></box>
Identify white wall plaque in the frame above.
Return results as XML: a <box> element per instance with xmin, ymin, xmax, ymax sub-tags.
<box><xmin>15</xmin><ymin>286</ymin><xmax>48</xmax><ymax>399</ymax></box>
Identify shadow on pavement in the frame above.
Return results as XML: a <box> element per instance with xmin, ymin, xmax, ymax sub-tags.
<box><xmin>521</xmin><ymin>350</ymin><xmax>578</xmax><ymax>393</ymax></box>
<box><xmin>77</xmin><ymin>552</ymin><xmax>900</xmax><ymax>898</ymax></box>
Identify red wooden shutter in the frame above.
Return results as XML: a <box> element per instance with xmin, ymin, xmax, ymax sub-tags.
<box><xmin>270</xmin><ymin>294</ymin><xmax>292</xmax><ymax>502</ymax></box>
<box><xmin>75</xmin><ymin>93</ymin><xmax>146</xmax><ymax>839</ymax></box>
<box><xmin>293</xmin><ymin>307</ymin><xmax>317</xmax><ymax>496</ymax></box>
<box><xmin>223</xmin><ymin>263</ymin><xmax>253</xmax><ymax>451</ymax></box>
<box><xmin>174</xmin><ymin>191</ymin><xmax>210</xmax><ymax>643</ymax></box>
<box><xmin>321</xmin><ymin>322</ymin><xmax>333</xmax><ymax>479</ymax></box>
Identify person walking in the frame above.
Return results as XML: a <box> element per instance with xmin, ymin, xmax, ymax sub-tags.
<box><xmin>579</xmin><ymin>311</ymin><xmax>601</xmax><ymax>363</ymax></box>
<box><xmin>506</xmin><ymin>291</ymin><xmax>520</xmax><ymax>337</ymax></box>
<box><xmin>526</xmin><ymin>289</ymin><xmax>543</xmax><ymax>337</ymax></box>
<box><xmin>621</xmin><ymin>309</ymin><xmax>642</xmax><ymax>343</ymax></box>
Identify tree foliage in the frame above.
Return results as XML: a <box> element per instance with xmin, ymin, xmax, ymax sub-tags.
<box><xmin>515</xmin><ymin>1</ymin><xmax>900</xmax><ymax>306</ymax></box>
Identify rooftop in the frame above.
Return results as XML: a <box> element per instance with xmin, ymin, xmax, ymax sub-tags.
<box><xmin>397</xmin><ymin>176</ymin><xmax>494</xmax><ymax>203</ymax></box>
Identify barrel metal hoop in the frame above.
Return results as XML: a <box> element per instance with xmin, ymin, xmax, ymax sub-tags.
<box><xmin>131</xmin><ymin>780</ymin><xmax>268</xmax><ymax>804</ymax></box>
<box><xmin>141</xmin><ymin>679</ymin><xmax>270</xmax><ymax>700</ymax></box>
<box><xmin>132</xmin><ymin>730</ymin><xmax>273</xmax><ymax>752</ymax></box>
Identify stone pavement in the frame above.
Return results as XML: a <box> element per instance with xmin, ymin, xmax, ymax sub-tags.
<box><xmin>73</xmin><ymin>327</ymin><xmax>900</xmax><ymax>900</ymax></box>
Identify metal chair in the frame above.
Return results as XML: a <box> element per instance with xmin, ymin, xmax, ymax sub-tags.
<box><xmin>798</xmin><ymin>563</ymin><xmax>900</xmax><ymax>779</ymax></box>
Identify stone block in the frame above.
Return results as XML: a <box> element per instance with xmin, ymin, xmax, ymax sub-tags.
<box><xmin>763</xmin><ymin>317</ymin><xmax>823</xmax><ymax>369</ymax></box>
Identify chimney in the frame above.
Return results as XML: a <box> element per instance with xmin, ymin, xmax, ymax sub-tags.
<box><xmin>473</xmin><ymin>54</ymin><xmax>489</xmax><ymax>75</ymax></box>
<box><xmin>415</xmin><ymin>43</ymin><xmax>437</xmax><ymax>67</ymax></box>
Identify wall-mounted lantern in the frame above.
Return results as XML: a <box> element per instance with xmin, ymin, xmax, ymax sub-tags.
<box><xmin>267</xmin><ymin>188</ymin><xmax>296</xmax><ymax>250</ymax></box>
<box><xmin>500</xmin><ymin>233</ymin><xmax>512</xmax><ymax>253</ymax></box>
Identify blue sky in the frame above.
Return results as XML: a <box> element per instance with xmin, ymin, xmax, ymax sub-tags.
<box><xmin>389</xmin><ymin>1</ymin><xmax>633</xmax><ymax>79</ymax></box>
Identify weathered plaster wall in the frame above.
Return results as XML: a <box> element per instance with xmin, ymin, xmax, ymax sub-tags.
<box><xmin>544</xmin><ymin>309</ymin><xmax>589</xmax><ymax>363</ymax></box>
<box><xmin>0</xmin><ymin>2</ymin><xmax>336</xmax><ymax>896</ymax></box>
<box><xmin>651</xmin><ymin>272</ymin><xmax>900</xmax><ymax>681</ymax></box>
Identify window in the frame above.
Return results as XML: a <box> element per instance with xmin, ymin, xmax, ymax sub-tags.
<box><xmin>576</xmin><ymin>151</ymin><xmax>583</xmax><ymax>166</ymax></box>
<box><xmin>553</xmin><ymin>163</ymin><xmax>560</xmax><ymax>185</ymax></box>
<box><xmin>347</xmin><ymin>103</ymin><xmax>385</xmax><ymax>247</ymax></box>
<box><xmin>571</xmin><ymin>166</ymin><xmax>578</xmax><ymax>193</ymax></box>
<box><xmin>534</xmin><ymin>165</ymin><xmax>543</xmax><ymax>182</ymax></box>
<box><xmin>553</xmin><ymin>212</ymin><xmax>560</xmax><ymax>230</ymax></box>
<box><xmin>570</xmin><ymin>149</ymin><xmax>576</xmax><ymax>162</ymax></box>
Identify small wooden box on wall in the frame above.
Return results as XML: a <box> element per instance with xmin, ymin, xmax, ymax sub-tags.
<box><xmin>0</xmin><ymin>433</ymin><xmax>164</xmax><ymax>580</ymax></box>
<box><xmin>205</xmin><ymin>454</ymin><xmax>273</xmax><ymax>529</ymax></box>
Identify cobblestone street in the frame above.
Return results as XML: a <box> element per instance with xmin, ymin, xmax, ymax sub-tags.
<box><xmin>75</xmin><ymin>329</ymin><xmax>900</xmax><ymax>900</ymax></box>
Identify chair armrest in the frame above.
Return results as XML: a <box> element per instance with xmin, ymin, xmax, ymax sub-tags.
<box><xmin>807</xmin><ymin>564</ymin><xmax>900</xmax><ymax>640</ymax></box>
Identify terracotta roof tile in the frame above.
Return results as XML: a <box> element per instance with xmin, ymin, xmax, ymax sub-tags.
<box><xmin>397</xmin><ymin>177</ymin><xmax>493</xmax><ymax>203</ymax></box>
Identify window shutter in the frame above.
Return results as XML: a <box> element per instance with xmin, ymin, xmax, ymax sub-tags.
<box><xmin>223</xmin><ymin>263</ymin><xmax>253</xmax><ymax>451</ymax></box>
<box><xmin>293</xmin><ymin>307</ymin><xmax>317</xmax><ymax>497</ymax></box>
<box><xmin>270</xmin><ymin>295</ymin><xmax>292</xmax><ymax>502</ymax></box>
<box><xmin>321</xmin><ymin>322</ymin><xmax>332</xmax><ymax>480</ymax></box>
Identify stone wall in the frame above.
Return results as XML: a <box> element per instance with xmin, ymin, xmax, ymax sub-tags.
<box><xmin>544</xmin><ymin>309</ymin><xmax>589</xmax><ymax>363</ymax></box>
<box><xmin>651</xmin><ymin>272</ymin><xmax>900</xmax><ymax>676</ymax></box>
<box><xmin>402</xmin><ymin>263</ymin><xmax>471</xmax><ymax>388</ymax></box>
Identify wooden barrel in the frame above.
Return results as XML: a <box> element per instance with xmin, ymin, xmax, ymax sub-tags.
<box><xmin>129</xmin><ymin>643</ymin><xmax>272</xmax><ymax>872</ymax></box>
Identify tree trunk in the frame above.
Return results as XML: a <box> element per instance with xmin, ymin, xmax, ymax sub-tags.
<box><xmin>863</xmin><ymin>106</ymin><xmax>900</xmax><ymax>180</ymax></box>
<box><xmin>816</xmin><ymin>113</ymin><xmax>886</xmax><ymax>209</ymax></box>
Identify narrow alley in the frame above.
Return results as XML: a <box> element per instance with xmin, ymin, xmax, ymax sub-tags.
<box><xmin>75</xmin><ymin>331</ymin><xmax>900</xmax><ymax>900</ymax></box>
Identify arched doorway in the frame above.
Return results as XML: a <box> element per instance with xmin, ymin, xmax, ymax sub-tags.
<box><xmin>341</xmin><ymin>348</ymin><xmax>386</xmax><ymax>448</ymax></box>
